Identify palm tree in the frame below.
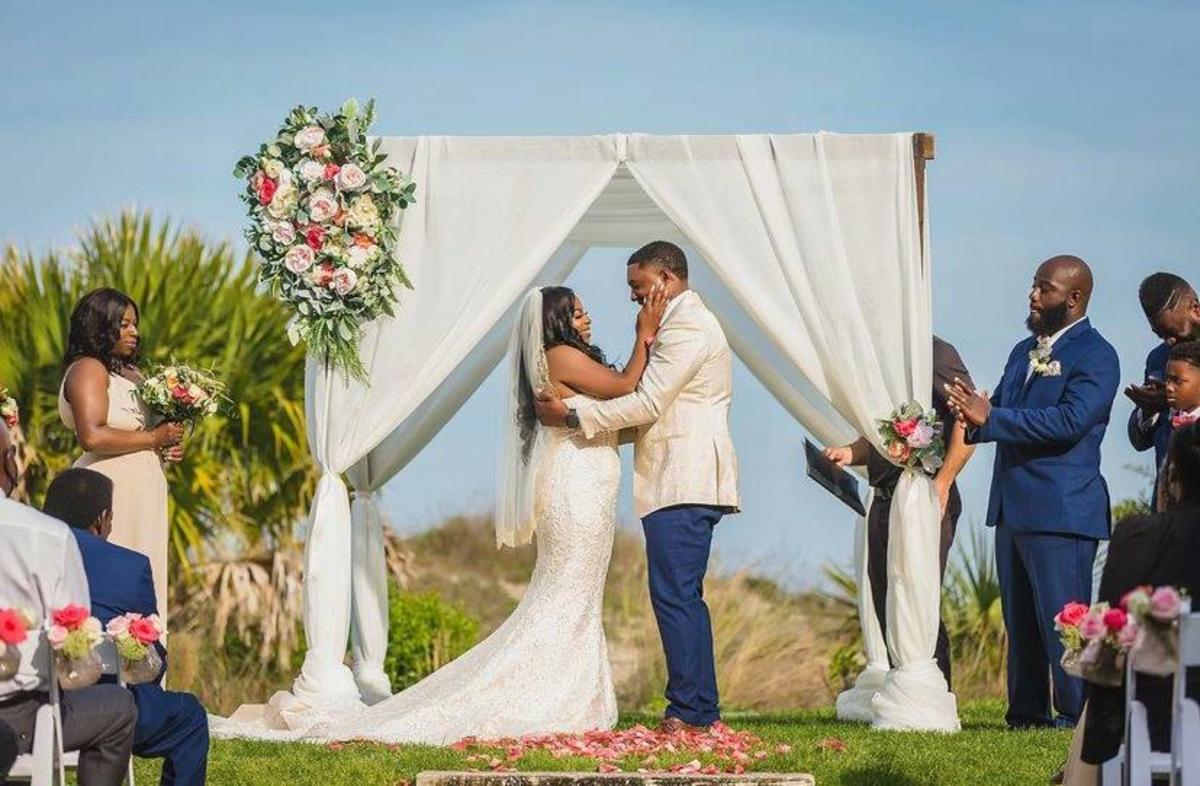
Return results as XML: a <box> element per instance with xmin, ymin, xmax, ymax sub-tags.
<box><xmin>0</xmin><ymin>211</ymin><xmax>316</xmax><ymax>580</ymax></box>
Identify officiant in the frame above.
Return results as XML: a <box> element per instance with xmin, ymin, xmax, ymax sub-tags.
<box><xmin>825</xmin><ymin>335</ymin><xmax>976</xmax><ymax>687</ymax></box>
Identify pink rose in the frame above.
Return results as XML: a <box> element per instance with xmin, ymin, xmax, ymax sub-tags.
<box><xmin>312</xmin><ymin>263</ymin><xmax>335</xmax><ymax>288</ymax></box>
<box><xmin>304</xmin><ymin>225</ymin><xmax>325</xmax><ymax>251</ymax></box>
<box><xmin>1055</xmin><ymin>601</ymin><xmax>1090</xmax><ymax>628</ymax></box>
<box><xmin>52</xmin><ymin>604</ymin><xmax>89</xmax><ymax>630</ymax></box>
<box><xmin>270</xmin><ymin>221</ymin><xmax>296</xmax><ymax>245</ymax></box>
<box><xmin>906</xmin><ymin>421</ymin><xmax>935</xmax><ymax>449</ymax></box>
<box><xmin>335</xmin><ymin>163</ymin><xmax>368</xmax><ymax>192</ymax></box>
<box><xmin>1103</xmin><ymin>607</ymin><xmax>1129</xmax><ymax>633</ymax></box>
<box><xmin>332</xmin><ymin>267</ymin><xmax>358</xmax><ymax>296</ymax></box>
<box><xmin>1117</xmin><ymin>620</ymin><xmax>1140</xmax><ymax>650</ymax></box>
<box><xmin>106</xmin><ymin>614</ymin><xmax>132</xmax><ymax>638</ymax></box>
<box><xmin>1149</xmin><ymin>586</ymin><xmax>1182</xmax><ymax>622</ymax></box>
<box><xmin>1079</xmin><ymin>610</ymin><xmax>1109</xmax><ymax>641</ymax></box>
<box><xmin>0</xmin><ymin>610</ymin><xmax>27</xmax><ymax>646</ymax></box>
<box><xmin>894</xmin><ymin>419</ymin><xmax>919</xmax><ymax>438</ymax></box>
<box><xmin>307</xmin><ymin>188</ymin><xmax>338</xmax><ymax>223</ymax></box>
<box><xmin>284</xmin><ymin>245</ymin><xmax>315</xmax><ymax>274</ymax></box>
<box><xmin>323</xmin><ymin>163</ymin><xmax>341</xmax><ymax>180</ymax></box>
<box><xmin>128</xmin><ymin>616</ymin><xmax>161</xmax><ymax>646</ymax></box>
<box><xmin>293</xmin><ymin>125</ymin><xmax>326</xmax><ymax>152</ymax></box>
<box><xmin>256</xmin><ymin>176</ymin><xmax>277</xmax><ymax>206</ymax></box>
<box><xmin>47</xmin><ymin>625</ymin><xmax>68</xmax><ymax>647</ymax></box>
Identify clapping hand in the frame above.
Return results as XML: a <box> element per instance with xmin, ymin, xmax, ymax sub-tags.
<box><xmin>1124</xmin><ymin>378</ymin><xmax>1166</xmax><ymax>412</ymax></box>
<box><xmin>945</xmin><ymin>378</ymin><xmax>991</xmax><ymax>427</ymax></box>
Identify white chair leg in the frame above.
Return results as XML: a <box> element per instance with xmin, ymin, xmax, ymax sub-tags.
<box><xmin>1100</xmin><ymin>748</ymin><xmax>1123</xmax><ymax>786</ymax></box>
<box><xmin>1180</xmin><ymin>698</ymin><xmax>1200</xmax><ymax>786</ymax></box>
<box><xmin>1128</xmin><ymin>701</ymin><xmax>1153</xmax><ymax>786</ymax></box>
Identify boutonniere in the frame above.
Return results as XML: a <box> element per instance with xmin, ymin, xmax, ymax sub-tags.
<box><xmin>1028</xmin><ymin>337</ymin><xmax>1062</xmax><ymax>377</ymax></box>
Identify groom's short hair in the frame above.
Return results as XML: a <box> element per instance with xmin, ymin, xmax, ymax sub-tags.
<box><xmin>629</xmin><ymin>241</ymin><xmax>688</xmax><ymax>280</ymax></box>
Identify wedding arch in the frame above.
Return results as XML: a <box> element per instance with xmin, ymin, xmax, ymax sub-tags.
<box><xmin>293</xmin><ymin>131</ymin><xmax>957</xmax><ymax>731</ymax></box>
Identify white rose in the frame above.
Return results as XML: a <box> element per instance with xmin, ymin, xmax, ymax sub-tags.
<box><xmin>294</xmin><ymin>125</ymin><xmax>326</xmax><ymax>151</ymax></box>
<box><xmin>262</xmin><ymin>158</ymin><xmax>284</xmax><ymax>179</ymax></box>
<box><xmin>332</xmin><ymin>267</ymin><xmax>358</xmax><ymax>296</ymax></box>
<box><xmin>335</xmin><ymin>163</ymin><xmax>368</xmax><ymax>192</ymax></box>
<box><xmin>346</xmin><ymin>245</ymin><xmax>372</xmax><ymax>270</ymax></box>
<box><xmin>308</xmin><ymin>188</ymin><xmax>339</xmax><ymax>223</ymax></box>
<box><xmin>266</xmin><ymin>186</ymin><xmax>297</xmax><ymax>220</ymax></box>
<box><xmin>345</xmin><ymin>194</ymin><xmax>380</xmax><ymax>229</ymax></box>
<box><xmin>284</xmin><ymin>244</ymin><xmax>315</xmax><ymax>274</ymax></box>
<box><xmin>298</xmin><ymin>159</ymin><xmax>325</xmax><ymax>184</ymax></box>
<box><xmin>271</xmin><ymin>221</ymin><xmax>296</xmax><ymax>245</ymax></box>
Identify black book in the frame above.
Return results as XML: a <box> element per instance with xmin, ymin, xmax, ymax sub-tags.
<box><xmin>804</xmin><ymin>438</ymin><xmax>867</xmax><ymax>516</ymax></box>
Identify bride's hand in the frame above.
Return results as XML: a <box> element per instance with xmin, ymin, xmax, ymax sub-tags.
<box><xmin>636</xmin><ymin>284</ymin><xmax>669</xmax><ymax>345</ymax></box>
<box><xmin>159</xmin><ymin>444</ymin><xmax>184</xmax><ymax>464</ymax></box>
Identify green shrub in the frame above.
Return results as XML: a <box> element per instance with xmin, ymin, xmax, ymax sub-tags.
<box><xmin>384</xmin><ymin>586</ymin><xmax>479</xmax><ymax>691</ymax></box>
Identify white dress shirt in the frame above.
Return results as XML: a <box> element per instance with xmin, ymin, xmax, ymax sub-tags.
<box><xmin>0</xmin><ymin>495</ymin><xmax>91</xmax><ymax>697</ymax></box>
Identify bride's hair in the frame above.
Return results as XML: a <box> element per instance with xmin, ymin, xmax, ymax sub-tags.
<box><xmin>540</xmin><ymin>286</ymin><xmax>607</xmax><ymax>366</ymax></box>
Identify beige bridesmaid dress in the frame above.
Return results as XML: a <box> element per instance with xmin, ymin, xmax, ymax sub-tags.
<box><xmin>59</xmin><ymin>366</ymin><xmax>170</xmax><ymax>627</ymax></box>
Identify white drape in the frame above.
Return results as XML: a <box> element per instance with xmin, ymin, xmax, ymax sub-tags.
<box><xmin>622</xmin><ymin>133</ymin><xmax>955</xmax><ymax>730</ymax></box>
<box><xmin>295</xmin><ymin>132</ymin><xmax>954</xmax><ymax>731</ymax></box>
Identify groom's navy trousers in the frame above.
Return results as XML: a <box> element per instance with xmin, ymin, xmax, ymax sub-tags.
<box><xmin>642</xmin><ymin>504</ymin><xmax>726</xmax><ymax>727</ymax></box>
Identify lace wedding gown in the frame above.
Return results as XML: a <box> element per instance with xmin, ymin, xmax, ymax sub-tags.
<box><xmin>211</xmin><ymin>397</ymin><xmax>620</xmax><ymax>745</ymax></box>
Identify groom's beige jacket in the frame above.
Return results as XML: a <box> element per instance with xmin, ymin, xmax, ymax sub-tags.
<box><xmin>578</xmin><ymin>290</ymin><xmax>740</xmax><ymax>518</ymax></box>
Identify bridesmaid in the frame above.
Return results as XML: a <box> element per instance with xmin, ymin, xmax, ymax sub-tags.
<box><xmin>59</xmin><ymin>288</ymin><xmax>184</xmax><ymax>626</ymax></box>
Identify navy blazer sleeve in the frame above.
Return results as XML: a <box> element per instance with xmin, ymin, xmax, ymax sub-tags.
<box><xmin>975</xmin><ymin>341</ymin><xmax>1120</xmax><ymax>447</ymax></box>
<box><xmin>1126</xmin><ymin>344</ymin><xmax>1168</xmax><ymax>452</ymax></box>
<box><xmin>134</xmin><ymin>557</ymin><xmax>158</xmax><ymax>617</ymax></box>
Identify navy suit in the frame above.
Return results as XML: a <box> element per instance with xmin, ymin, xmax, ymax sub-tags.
<box><xmin>968</xmin><ymin>318</ymin><xmax>1120</xmax><ymax>727</ymax></box>
<box><xmin>72</xmin><ymin>530</ymin><xmax>208</xmax><ymax>786</ymax></box>
<box><xmin>1126</xmin><ymin>342</ymin><xmax>1172</xmax><ymax>502</ymax></box>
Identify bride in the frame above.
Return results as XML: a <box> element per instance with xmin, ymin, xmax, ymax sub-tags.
<box><xmin>213</xmin><ymin>284</ymin><xmax>666</xmax><ymax>744</ymax></box>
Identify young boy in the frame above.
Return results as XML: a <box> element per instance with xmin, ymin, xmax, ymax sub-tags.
<box><xmin>1158</xmin><ymin>341</ymin><xmax>1200</xmax><ymax>509</ymax></box>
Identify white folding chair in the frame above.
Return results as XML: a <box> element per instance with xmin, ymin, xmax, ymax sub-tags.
<box><xmin>7</xmin><ymin>640</ymin><xmax>133</xmax><ymax>786</ymax></box>
<box><xmin>1172</xmin><ymin>612</ymin><xmax>1200</xmax><ymax>786</ymax></box>
<box><xmin>1098</xmin><ymin>652</ymin><xmax>1173</xmax><ymax>785</ymax></box>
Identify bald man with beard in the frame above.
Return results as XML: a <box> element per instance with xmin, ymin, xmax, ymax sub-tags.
<box><xmin>947</xmin><ymin>256</ymin><xmax>1120</xmax><ymax>730</ymax></box>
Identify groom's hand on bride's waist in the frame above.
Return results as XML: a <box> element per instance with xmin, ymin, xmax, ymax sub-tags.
<box><xmin>534</xmin><ymin>391</ymin><xmax>570</xmax><ymax>427</ymax></box>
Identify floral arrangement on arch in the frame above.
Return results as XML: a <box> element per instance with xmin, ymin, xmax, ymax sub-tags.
<box><xmin>235</xmin><ymin>98</ymin><xmax>417</xmax><ymax>381</ymax></box>
<box><xmin>876</xmin><ymin>401</ymin><xmax>945</xmax><ymax>475</ymax></box>
<box><xmin>0</xmin><ymin>386</ymin><xmax>19</xmax><ymax>430</ymax></box>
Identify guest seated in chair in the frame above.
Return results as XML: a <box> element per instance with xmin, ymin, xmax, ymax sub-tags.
<box><xmin>1061</xmin><ymin>423</ymin><xmax>1200</xmax><ymax>785</ymax></box>
<box><xmin>0</xmin><ymin>420</ymin><xmax>137</xmax><ymax>786</ymax></box>
<box><xmin>44</xmin><ymin>468</ymin><xmax>209</xmax><ymax>786</ymax></box>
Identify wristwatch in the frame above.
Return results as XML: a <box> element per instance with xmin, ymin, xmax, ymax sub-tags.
<box><xmin>564</xmin><ymin>408</ymin><xmax>580</xmax><ymax>430</ymax></box>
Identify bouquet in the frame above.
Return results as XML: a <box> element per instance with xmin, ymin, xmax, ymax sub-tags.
<box><xmin>235</xmin><ymin>98</ymin><xmax>417</xmax><ymax>381</ymax></box>
<box><xmin>0</xmin><ymin>607</ymin><xmax>36</xmax><ymax>680</ymax></box>
<box><xmin>107</xmin><ymin>613</ymin><xmax>165</xmax><ymax>685</ymax></box>
<box><xmin>1055</xmin><ymin>600</ymin><xmax>1137</xmax><ymax>686</ymax></box>
<box><xmin>49</xmin><ymin>604</ymin><xmax>105</xmax><ymax>689</ymax></box>
<box><xmin>0</xmin><ymin>386</ymin><xmax>18</xmax><ymax>430</ymax></box>
<box><xmin>138</xmin><ymin>364</ymin><xmax>226</xmax><ymax>425</ymax></box>
<box><xmin>1122</xmin><ymin>585</ymin><xmax>1190</xmax><ymax>676</ymax></box>
<box><xmin>876</xmin><ymin>401</ymin><xmax>945</xmax><ymax>475</ymax></box>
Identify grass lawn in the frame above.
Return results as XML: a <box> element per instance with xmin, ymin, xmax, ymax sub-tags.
<box><xmin>136</xmin><ymin>700</ymin><xmax>1069</xmax><ymax>786</ymax></box>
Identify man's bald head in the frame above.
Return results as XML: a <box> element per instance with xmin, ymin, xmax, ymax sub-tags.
<box><xmin>1027</xmin><ymin>254</ymin><xmax>1094</xmax><ymax>336</ymax></box>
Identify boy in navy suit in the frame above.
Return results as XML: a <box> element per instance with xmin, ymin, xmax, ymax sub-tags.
<box><xmin>1125</xmin><ymin>273</ymin><xmax>1200</xmax><ymax>504</ymax></box>
<box><xmin>43</xmin><ymin>469</ymin><xmax>208</xmax><ymax>786</ymax></box>
<box><xmin>948</xmin><ymin>256</ymin><xmax>1120</xmax><ymax>729</ymax></box>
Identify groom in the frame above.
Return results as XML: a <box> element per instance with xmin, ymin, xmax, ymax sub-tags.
<box><xmin>537</xmin><ymin>241</ymin><xmax>739</xmax><ymax>731</ymax></box>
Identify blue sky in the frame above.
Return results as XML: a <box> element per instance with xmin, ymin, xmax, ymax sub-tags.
<box><xmin>2</xmin><ymin>1</ymin><xmax>1197</xmax><ymax>587</ymax></box>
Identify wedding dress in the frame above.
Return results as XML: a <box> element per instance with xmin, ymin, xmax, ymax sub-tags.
<box><xmin>211</xmin><ymin>290</ymin><xmax>620</xmax><ymax>745</ymax></box>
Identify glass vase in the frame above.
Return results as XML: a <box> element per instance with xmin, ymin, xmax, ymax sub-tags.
<box><xmin>0</xmin><ymin>644</ymin><xmax>19</xmax><ymax>681</ymax></box>
<box><xmin>56</xmin><ymin>649</ymin><xmax>103</xmax><ymax>690</ymax></box>
<box><xmin>120</xmin><ymin>646</ymin><xmax>162</xmax><ymax>685</ymax></box>
<box><xmin>1060</xmin><ymin>647</ymin><xmax>1084</xmax><ymax>679</ymax></box>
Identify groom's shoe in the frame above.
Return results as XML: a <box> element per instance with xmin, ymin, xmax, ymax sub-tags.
<box><xmin>660</xmin><ymin>717</ymin><xmax>711</xmax><ymax>735</ymax></box>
